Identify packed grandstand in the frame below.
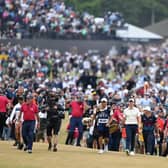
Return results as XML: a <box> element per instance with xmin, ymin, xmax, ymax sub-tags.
<box><xmin>0</xmin><ymin>0</ymin><xmax>125</xmax><ymax>39</ymax></box>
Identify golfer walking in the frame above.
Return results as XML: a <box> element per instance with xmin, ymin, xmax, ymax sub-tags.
<box><xmin>19</xmin><ymin>94</ymin><xmax>39</xmax><ymax>153</ymax></box>
<box><xmin>123</xmin><ymin>98</ymin><xmax>141</xmax><ymax>156</ymax></box>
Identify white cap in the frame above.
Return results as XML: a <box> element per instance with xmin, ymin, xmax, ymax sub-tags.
<box><xmin>101</xmin><ymin>98</ymin><xmax>108</xmax><ymax>102</ymax></box>
<box><xmin>52</xmin><ymin>88</ymin><xmax>57</xmax><ymax>92</ymax></box>
<box><xmin>87</xmin><ymin>85</ymin><xmax>92</xmax><ymax>89</ymax></box>
<box><xmin>143</xmin><ymin>106</ymin><xmax>151</xmax><ymax>112</ymax></box>
<box><xmin>129</xmin><ymin>98</ymin><xmax>134</xmax><ymax>102</ymax></box>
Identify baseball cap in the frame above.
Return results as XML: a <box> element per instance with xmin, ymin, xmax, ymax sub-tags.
<box><xmin>100</xmin><ymin>87</ymin><xmax>105</xmax><ymax>90</ymax></box>
<box><xmin>52</xmin><ymin>88</ymin><xmax>57</xmax><ymax>92</ymax></box>
<box><xmin>143</xmin><ymin>106</ymin><xmax>151</xmax><ymax>112</ymax></box>
<box><xmin>144</xmin><ymin>93</ymin><xmax>150</xmax><ymax>96</ymax></box>
<box><xmin>91</xmin><ymin>90</ymin><xmax>97</xmax><ymax>95</ymax></box>
<box><xmin>129</xmin><ymin>98</ymin><xmax>134</xmax><ymax>102</ymax></box>
<box><xmin>101</xmin><ymin>98</ymin><xmax>108</xmax><ymax>102</ymax></box>
<box><xmin>26</xmin><ymin>94</ymin><xmax>33</xmax><ymax>99</ymax></box>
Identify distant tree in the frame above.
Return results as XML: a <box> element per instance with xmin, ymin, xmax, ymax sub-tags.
<box><xmin>101</xmin><ymin>0</ymin><xmax>168</xmax><ymax>26</ymax></box>
<box><xmin>64</xmin><ymin>0</ymin><xmax>168</xmax><ymax>27</ymax></box>
<box><xmin>64</xmin><ymin>0</ymin><xmax>103</xmax><ymax>15</ymax></box>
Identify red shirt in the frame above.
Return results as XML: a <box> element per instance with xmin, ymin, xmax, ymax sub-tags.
<box><xmin>21</xmin><ymin>102</ymin><xmax>38</xmax><ymax>121</ymax></box>
<box><xmin>70</xmin><ymin>101</ymin><xmax>84</xmax><ymax>117</ymax></box>
<box><xmin>122</xmin><ymin>127</ymin><xmax>126</xmax><ymax>138</ymax></box>
<box><xmin>0</xmin><ymin>95</ymin><xmax>10</xmax><ymax>113</ymax></box>
<box><xmin>112</xmin><ymin>108</ymin><xmax>123</xmax><ymax>123</ymax></box>
<box><xmin>157</xmin><ymin>117</ymin><xmax>165</xmax><ymax>132</ymax></box>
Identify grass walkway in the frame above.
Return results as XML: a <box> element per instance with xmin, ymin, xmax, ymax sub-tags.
<box><xmin>0</xmin><ymin>141</ymin><xmax>167</xmax><ymax>168</ymax></box>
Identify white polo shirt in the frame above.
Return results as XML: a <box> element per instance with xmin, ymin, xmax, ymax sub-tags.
<box><xmin>123</xmin><ymin>107</ymin><xmax>141</xmax><ymax>125</ymax></box>
<box><xmin>10</xmin><ymin>103</ymin><xmax>23</xmax><ymax>122</ymax></box>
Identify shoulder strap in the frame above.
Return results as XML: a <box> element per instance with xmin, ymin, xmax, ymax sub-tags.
<box><xmin>164</xmin><ymin>119</ymin><xmax>168</xmax><ymax>129</ymax></box>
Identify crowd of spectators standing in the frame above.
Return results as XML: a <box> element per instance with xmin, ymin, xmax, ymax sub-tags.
<box><xmin>0</xmin><ymin>0</ymin><xmax>125</xmax><ymax>39</ymax></box>
<box><xmin>0</xmin><ymin>40</ymin><xmax>168</xmax><ymax>156</ymax></box>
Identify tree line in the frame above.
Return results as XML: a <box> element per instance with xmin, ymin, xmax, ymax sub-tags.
<box><xmin>64</xmin><ymin>0</ymin><xmax>168</xmax><ymax>27</ymax></box>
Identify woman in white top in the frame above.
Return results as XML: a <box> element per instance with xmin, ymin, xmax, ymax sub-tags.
<box><xmin>123</xmin><ymin>98</ymin><xmax>141</xmax><ymax>156</ymax></box>
<box><xmin>10</xmin><ymin>96</ymin><xmax>24</xmax><ymax>149</ymax></box>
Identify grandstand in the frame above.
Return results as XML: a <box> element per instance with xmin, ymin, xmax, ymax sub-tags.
<box><xmin>0</xmin><ymin>0</ymin><xmax>126</xmax><ymax>40</ymax></box>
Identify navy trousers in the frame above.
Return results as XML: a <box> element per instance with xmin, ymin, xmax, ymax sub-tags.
<box><xmin>69</xmin><ymin>117</ymin><xmax>83</xmax><ymax>146</ymax></box>
<box><xmin>143</xmin><ymin>130</ymin><xmax>155</xmax><ymax>155</ymax></box>
<box><xmin>108</xmin><ymin>129</ymin><xmax>121</xmax><ymax>151</ymax></box>
<box><xmin>125</xmin><ymin>124</ymin><xmax>138</xmax><ymax>151</ymax></box>
<box><xmin>22</xmin><ymin>120</ymin><xmax>35</xmax><ymax>150</ymax></box>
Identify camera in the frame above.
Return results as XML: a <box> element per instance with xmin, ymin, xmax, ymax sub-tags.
<box><xmin>40</xmin><ymin>104</ymin><xmax>48</xmax><ymax>113</ymax></box>
<box><xmin>48</xmin><ymin>103</ymin><xmax>65</xmax><ymax>119</ymax></box>
<box><xmin>58</xmin><ymin>110</ymin><xmax>65</xmax><ymax>119</ymax></box>
<box><xmin>57</xmin><ymin>103</ymin><xmax>65</xmax><ymax>119</ymax></box>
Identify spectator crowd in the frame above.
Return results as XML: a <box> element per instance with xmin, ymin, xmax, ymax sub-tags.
<box><xmin>0</xmin><ymin>40</ymin><xmax>168</xmax><ymax>156</ymax></box>
<box><xmin>0</xmin><ymin>0</ymin><xmax>125</xmax><ymax>39</ymax></box>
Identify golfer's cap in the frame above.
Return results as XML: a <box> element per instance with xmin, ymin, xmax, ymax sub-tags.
<box><xmin>129</xmin><ymin>98</ymin><xmax>134</xmax><ymax>102</ymax></box>
<box><xmin>26</xmin><ymin>94</ymin><xmax>33</xmax><ymax>99</ymax></box>
<box><xmin>101</xmin><ymin>98</ymin><xmax>108</xmax><ymax>102</ymax></box>
<box><xmin>143</xmin><ymin>106</ymin><xmax>151</xmax><ymax>112</ymax></box>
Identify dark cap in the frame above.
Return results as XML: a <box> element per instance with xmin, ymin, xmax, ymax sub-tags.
<box><xmin>26</xmin><ymin>94</ymin><xmax>33</xmax><ymax>99</ymax></box>
<box><xmin>18</xmin><ymin>96</ymin><xmax>24</xmax><ymax>101</ymax></box>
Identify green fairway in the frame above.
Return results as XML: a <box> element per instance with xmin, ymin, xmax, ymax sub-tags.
<box><xmin>0</xmin><ymin>141</ymin><xmax>167</xmax><ymax>168</ymax></box>
<box><xmin>1</xmin><ymin>116</ymin><xmax>168</xmax><ymax>168</ymax></box>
